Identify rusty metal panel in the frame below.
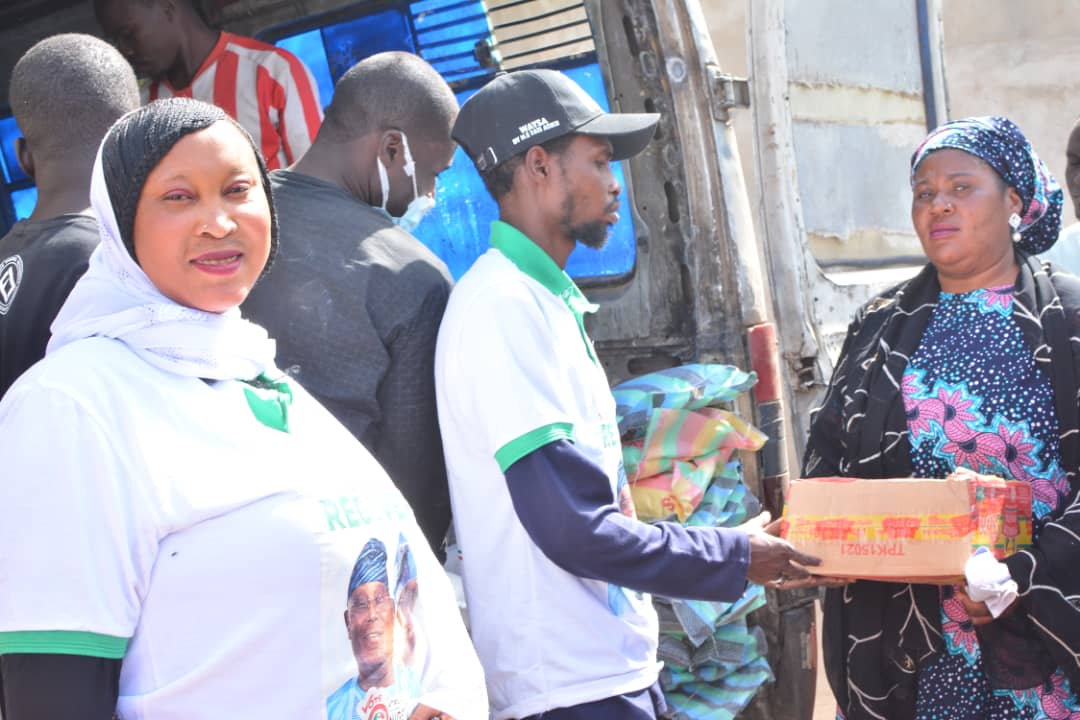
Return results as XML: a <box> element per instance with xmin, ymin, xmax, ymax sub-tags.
<box><xmin>586</xmin><ymin>0</ymin><xmax>771</xmax><ymax>388</ymax></box>
<box><xmin>792</xmin><ymin>122</ymin><xmax>922</xmax><ymax>254</ymax></box>
<box><xmin>785</xmin><ymin>0</ymin><xmax>924</xmax><ymax>93</ymax></box>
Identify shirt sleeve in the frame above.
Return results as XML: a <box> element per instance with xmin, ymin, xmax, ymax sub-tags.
<box><xmin>0</xmin><ymin>383</ymin><xmax>158</xmax><ymax>658</ymax></box>
<box><xmin>505</xmin><ymin>440</ymin><xmax>750</xmax><ymax>602</ymax></box>
<box><xmin>275</xmin><ymin>48</ymin><xmax>323</xmax><ymax>164</ymax></box>
<box><xmin>456</xmin><ymin>283</ymin><xmax>579</xmax><ymax>470</ymax></box>
<box><xmin>1</xmin><ymin>654</ymin><xmax>120</xmax><ymax>719</ymax></box>
<box><xmin>373</xmin><ymin>283</ymin><xmax>452</xmax><ymax>553</ymax></box>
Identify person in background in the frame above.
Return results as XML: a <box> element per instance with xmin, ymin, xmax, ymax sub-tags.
<box><xmin>1040</xmin><ymin>115</ymin><xmax>1080</xmax><ymax>272</ymax></box>
<box><xmin>242</xmin><ymin>52</ymin><xmax>457</xmax><ymax>554</ymax></box>
<box><xmin>436</xmin><ymin>68</ymin><xmax>828</xmax><ymax>720</ymax></box>
<box><xmin>93</xmin><ymin>0</ymin><xmax>322</xmax><ymax>169</ymax></box>
<box><xmin>805</xmin><ymin>116</ymin><xmax>1080</xmax><ymax>719</ymax></box>
<box><xmin>0</xmin><ymin>98</ymin><xmax>485</xmax><ymax>720</ymax></box>
<box><xmin>0</xmin><ymin>33</ymin><xmax>139</xmax><ymax>398</ymax></box>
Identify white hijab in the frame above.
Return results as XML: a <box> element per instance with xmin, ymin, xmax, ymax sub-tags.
<box><xmin>47</xmin><ymin>142</ymin><xmax>277</xmax><ymax>380</ymax></box>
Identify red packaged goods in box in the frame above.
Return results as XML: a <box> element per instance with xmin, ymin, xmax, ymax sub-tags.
<box><xmin>780</xmin><ymin>471</ymin><xmax>1032</xmax><ymax>582</ymax></box>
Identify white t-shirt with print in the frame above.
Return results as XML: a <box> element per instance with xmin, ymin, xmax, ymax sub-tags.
<box><xmin>435</xmin><ymin>241</ymin><xmax>661</xmax><ymax>720</ymax></box>
<box><xmin>0</xmin><ymin>337</ymin><xmax>486</xmax><ymax>720</ymax></box>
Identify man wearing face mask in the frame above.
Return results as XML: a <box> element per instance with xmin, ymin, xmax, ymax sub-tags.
<box><xmin>242</xmin><ymin>52</ymin><xmax>457</xmax><ymax>554</ymax></box>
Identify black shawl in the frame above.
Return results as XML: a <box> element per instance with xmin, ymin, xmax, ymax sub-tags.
<box><xmin>803</xmin><ymin>252</ymin><xmax>1080</xmax><ymax>719</ymax></box>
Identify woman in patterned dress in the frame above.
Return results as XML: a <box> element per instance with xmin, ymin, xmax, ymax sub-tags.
<box><xmin>804</xmin><ymin>116</ymin><xmax>1080</xmax><ymax>720</ymax></box>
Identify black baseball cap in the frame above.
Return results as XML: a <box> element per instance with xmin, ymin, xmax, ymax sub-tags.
<box><xmin>452</xmin><ymin>69</ymin><xmax>660</xmax><ymax>172</ymax></box>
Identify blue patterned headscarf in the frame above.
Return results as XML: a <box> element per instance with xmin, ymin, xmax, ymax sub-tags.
<box><xmin>910</xmin><ymin>116</ymin><xmax>1063</xmax><ymax>254</ymax></box>
<box><xmin>347</xmin><ymin>538</ymin><xmax>389</xmax><ymax>600</ymax></box>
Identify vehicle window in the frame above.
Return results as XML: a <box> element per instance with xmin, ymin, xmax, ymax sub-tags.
<box><xmin>0</xmin><ymin>113</ymin><xmax>36</xmax><ymax>229</ymax></box>
<box><xmin>265</xmin><ymin>0</ymin><xmax>636</xmax><ymax>284</ymax></box>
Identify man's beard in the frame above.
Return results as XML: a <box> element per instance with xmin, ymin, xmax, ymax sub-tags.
<box><xmin>559</xmin><ymin>193</ymin><xmax>610</xmax><ymax>249</ymax></box>
<box><xmin>571</xmin><ymin>220</ymin><xmax>610</xmax><ymax>249</ymax></box>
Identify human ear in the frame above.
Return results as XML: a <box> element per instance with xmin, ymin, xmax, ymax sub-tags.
<box><xmin>1005</xmin><ymin>186</ymin><xmax>1023</xmax><ymax>216</ymax></box>
<box><xmin>15</xmin><ymin>137</ymin><xmax>35</xmax><ymax>180</ymax></box>
<box><xmin>379</xmin><ymin>130</ymin><xmax>403</xmax><ymax>169</ymax></box>
<box><xmin>524</xmin><ymin>145</ymin><xmax>550</xmax><ymax>180</ymax></box>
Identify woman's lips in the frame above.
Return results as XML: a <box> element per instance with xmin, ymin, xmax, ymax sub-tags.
<box><xmin>191</xmin><ymin>250</ymin><xmax>243</xmax><ymax>275</ymax></box>
<box><xmin>930</xmin><ymin>225</ymin><xmax>959</xmax><ymax>240</ymax></box>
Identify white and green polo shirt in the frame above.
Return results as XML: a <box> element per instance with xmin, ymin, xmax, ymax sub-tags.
<box><xmin>434</xmin><ymin>221</ymin><xmax>660</xmax><ymax>720</ymax></box>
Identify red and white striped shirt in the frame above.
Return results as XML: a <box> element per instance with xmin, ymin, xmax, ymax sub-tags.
<box><xmin>145</xmin><ymin>32</ymin><xmax>323</xmax><ymax>170</ymax></box>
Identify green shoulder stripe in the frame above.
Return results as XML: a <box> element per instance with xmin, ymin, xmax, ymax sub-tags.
<box><xmin>495</xmin><ymin>422</ymin><xmax>575</xmax><ymax>472</ymax></box>
<box><xmin>0</xmin><ymin>630</ymin><xmax>129</xmax><ymax>658</ymax></box>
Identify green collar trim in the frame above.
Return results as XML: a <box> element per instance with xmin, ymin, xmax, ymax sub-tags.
<box><xmin>242</xmin><ymin>373</ymin><xmax>293</xmax><ymax>433</ymax></box>
<box><xmin>489</xmin><ymin>221</ymin><xmax>600</xmax><ymax>365</ymax></box>
<box><xmin>489</xmin><ymin>221</ymin><xmax>598</xmax><ymax>317</ymax></box>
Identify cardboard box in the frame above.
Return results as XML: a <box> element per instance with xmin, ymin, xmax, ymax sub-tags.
<box><xmin>781</xmin><ymin>473</ymin><xmax>1032</xmax><ymax>582</ymax></box>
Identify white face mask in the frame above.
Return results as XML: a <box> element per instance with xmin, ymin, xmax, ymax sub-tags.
<box><xmin>377</xmin><ymin>130</ymin><xmax>436</xmax><ymax>234</ymax></box>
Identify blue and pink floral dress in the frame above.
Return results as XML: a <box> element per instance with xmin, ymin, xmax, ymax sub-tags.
<box><xmin>901</xmin><ymin>285</ymin><xmax>1080</xmax><ymax>719</ymax></box>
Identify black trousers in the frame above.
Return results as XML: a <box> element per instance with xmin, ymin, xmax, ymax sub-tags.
<box><xmin>522</xmin><ymin>680</ymin><xmax>666</xmax><ymax>720</ymax></box>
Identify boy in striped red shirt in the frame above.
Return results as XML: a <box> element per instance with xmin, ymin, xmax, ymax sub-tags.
<box><xmin>94</xmin><ymin>0</ymin><xmax>322</xmax><ymax>170</ymax></box>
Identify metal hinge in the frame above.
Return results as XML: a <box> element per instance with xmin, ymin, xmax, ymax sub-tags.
<box><xmin>707</xmin><ymin>65</ymin><xmax>750</xmax><ymax>121</ymax></box>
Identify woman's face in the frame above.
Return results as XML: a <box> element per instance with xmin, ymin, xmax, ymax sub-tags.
<box><xmin>133</xmin><ymin>121</ymin><xmax>271</xmax><ymax>313</ymax></box>
<box><xmin>911</xmin><ymin>148</ymin><xmax>1021</xmax><ymax>287</ymax></box>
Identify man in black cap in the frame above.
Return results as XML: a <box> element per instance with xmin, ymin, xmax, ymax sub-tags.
<box><xmin>434</xmin><ymin>69</ymin><xmax>821</xmax><ymax>719</ymax></box>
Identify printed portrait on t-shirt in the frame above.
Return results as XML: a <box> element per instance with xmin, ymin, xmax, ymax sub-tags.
<box><xmin>326</xmin><ymin>533</ymin><xmax>420</xmax><ymax>720</ymax></box>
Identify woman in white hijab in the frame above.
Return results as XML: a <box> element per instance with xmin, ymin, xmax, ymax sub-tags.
<box><xmin>0</xmin><ymin>98</ymin><xmax>486</xmax><ymax>720</ymax></box>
